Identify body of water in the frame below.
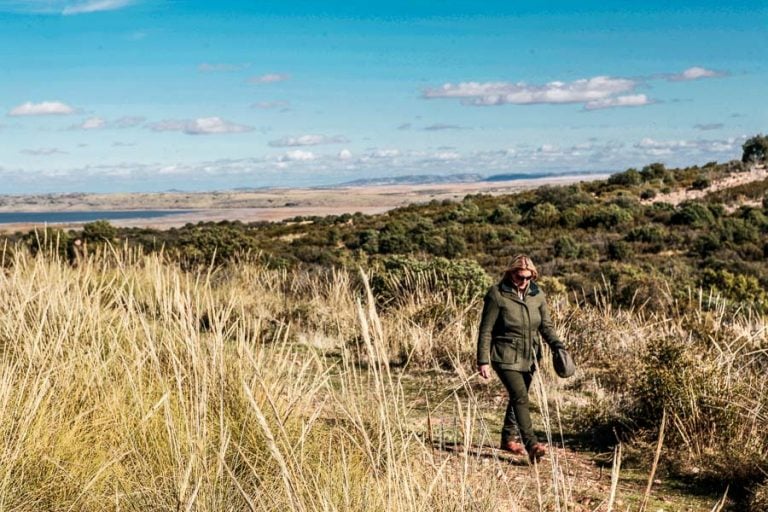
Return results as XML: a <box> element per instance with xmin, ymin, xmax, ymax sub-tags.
<box><xmin>0</xmin><ymin>210</ymin><xmax>192</xmax><ymax>225</ymax></box>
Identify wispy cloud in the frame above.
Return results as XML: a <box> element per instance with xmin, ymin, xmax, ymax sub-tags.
<box><xmin>147</xmin><ymin>117</ymin><xmax>253</xmax><ymax>135</ymax></box>
<box><xmin>8</xmin><ymin>101</ymin><xmax>75</xmax><ymax>116</ymax></box>
<box><xmin>666</xmin><ymin>66</ymin><xmax>724</xmax><ymax>81</ymax></box>
<box><xmin>268</xmin><ymin>134</ymin><xmax>348</xmax><ymax>147</ymax></box>
<box><xmin>68</xmin><ymin>115</ymin><xmax>146</xmax><ymax>130</ymax></box>
<box><xmin>112</xmin><ymin>116</ymin><xmax>145</xmax><ymax>128</ymax></box>
<box><xmin>423</xmin><ymin>123</ymin><xmax>466</xmax><ymax>131</ymax></box>
<box><xmin>62</xmin><ymin>0</ymin><xmax>133</xmax><ymax>15</ymax></box>
<box><xmin>694</xmin><ymin>123</ymin><xmax>724</xmax><ymax>131</ymax></box>
<box><xmin>0</xmin><ymin>0</ymin><xmax>134</xmax><ymax>14</ymax></box>
<box><xmin>21</xmin><ymin>147</ymin><xmax>68</xmax><ymax>156</ymax></box>
<box><xmin>249</xmin><ymin>73</ymin><xmax>290</xmax><ymax>84</ymax></box>
<box><xmin>198</xmin><ymin>62</ymin><xmax>250</xmax><ymax>73</ymax></box>
<box><xmin>252</xmin><ymin>100</ymin><xmax>290</xmax><ymax>110</ymax></box>
<box><xmin>584</xmin><ymin>94</ymin><xmax>652</xmax><ymax>110</ymax></box>
<box><xmin>5</xmin><ymin>0</ymin><xmax>136</xmax><ymax>15</ymax></box>
<box><xmin>72</xmin><ymin>116</ymin><xmax>106</xmax><ymax>130</ymax></box>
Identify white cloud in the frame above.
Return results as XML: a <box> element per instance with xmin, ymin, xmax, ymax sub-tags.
<box><xmin>536</xmin><ymin>144</ymin><xmax>560</xmax><ymax>154</ymax></box>
<box><xmin>338</xmin><ymin>149</ymin><xmax>353</xmax><ymax>160</ymax></box>
<box><xmin>279</xmin><ymin>150</ymin><xmax>316</xmax><ymax>162</ymax></box>
<box><xmin>633</xmin><ymin>136</ymin><xmax>742</xmax><ymax>158</ymax></box>
<box><xmin>635</xmin><ymin>138</ymin><xmax>692</xmax><ymax>150</ymax></box>
<box><xmin>269</xmin><ymin>134</ymin><xmax>348</xmax><ymax>147</ymax></box>
<box><xmin>79</xmin><ymin>116</ymin><xmax>106</xmax><ymax>129</ymax></box>
<box><xmin>584</xmin><ymin>94</ymin><xmax>652</xmax><ymax>110</ymax></box>
<box><xmin>424</xmin><ymin>76</ymin><xmax>637</xmax><ymax>107</ymax></box>
<box><xmin>147</xmin><ymin>117</ymin><xmax>253</xmax><ymax>135</ymax></box>
<box><xmin>370</xmin><ymin>149</ymin><xmax>400</xmax><ymax>158</ymax></box>
<box><xmin>249</xmin><ymin>73</ymin><xmax>290</xmax><ymax>84</ymax></box>
<box><xmin>185</xmin><ymin>117</ymin><xmax>252</xmax><ymax>135</ymax></box>
<box><xmin>8</xmin><ymin>101</ymin><xmax>75</xmax><ymax>116</ymax></box>
<box><xmin>668</xmin><ymin>67</ymin><xmax>723</xmax><ymax>81</ymax></box>
<box><xmin>62</xmin><ymin>0</ymin><xmax>133</xmax><ymax>14</ymax></box>
<box><xmin>433</xmin><ymin>151</ymin><xmax>461</xmax><ymax>160</ymax></box>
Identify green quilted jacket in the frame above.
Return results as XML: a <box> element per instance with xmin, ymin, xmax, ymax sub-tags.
<box><xmin>476</xmin><ymin>280</ymin><xmax>564</xmax><ymax>372</ymax></box>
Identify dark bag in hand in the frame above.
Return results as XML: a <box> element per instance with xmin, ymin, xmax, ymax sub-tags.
<box><xmin>553</xmin><ymin>347</ymin><xmax>576</xmax><ymax>378</ymax></box>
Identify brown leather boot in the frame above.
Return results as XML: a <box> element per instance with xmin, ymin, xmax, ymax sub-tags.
<box><xmin>499</xmin><ymin>440</ymin><xmax>526</xmax><ymax>456</ymax></box>
<box><xmin>528</xmin><ymin>443</ymin><xmax>547</xmax><ymax>463</ymax></box>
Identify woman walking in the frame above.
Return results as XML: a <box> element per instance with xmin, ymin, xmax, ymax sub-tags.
<box><xmin>476</xmin><ymin>254</ymin><xmax>567</xmax><ymax>463</ymax></box>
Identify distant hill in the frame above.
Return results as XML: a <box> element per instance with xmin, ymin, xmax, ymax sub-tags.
<box><xmin>339</xmin><ymin>173</ymin><xmax>483</xmax><ymax>186</ymax></box>
<box><xmin>339</xmin><ymin>170</ymin><xmax>609</xmax><ymax>186</ymax></box>
<box><xmin>483</xmin><ymin>170</ymin><xmax>608</xmax><ymax>182</ymax></box>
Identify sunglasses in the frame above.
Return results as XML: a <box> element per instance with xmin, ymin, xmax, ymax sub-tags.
<box><xmin>513</xmin><ymin>273</ymin><xmax>533</xmax><ymax>282</ymax></box>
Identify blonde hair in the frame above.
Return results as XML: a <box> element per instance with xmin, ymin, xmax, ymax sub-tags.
<box><xmin>503</xmin><ymin>254</ymin><xmax>539</xmax><ymax>282</ymax></box>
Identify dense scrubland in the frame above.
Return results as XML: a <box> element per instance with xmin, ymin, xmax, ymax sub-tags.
<box><xmin>0</xmin><ymin>136</ymin><xmax>767</xmax><ymax>510</ymax></box>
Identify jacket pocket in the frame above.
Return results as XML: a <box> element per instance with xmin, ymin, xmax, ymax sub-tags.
<box><xmin>491</xmin><ymin>339</ymin><xmax>519</xmax><ymax>365</ymax></box>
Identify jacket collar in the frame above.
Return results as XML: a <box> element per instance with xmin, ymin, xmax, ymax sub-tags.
<box><xmin>499</xmin><ymin>280</ymin><xmax>540</xmax><ymax>297</ymax></box>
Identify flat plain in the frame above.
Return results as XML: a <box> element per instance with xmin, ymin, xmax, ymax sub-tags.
<box><xmin>0</xmin><ymin>175</ymin><xmax>609</xmax><ymax>232</ymax></box>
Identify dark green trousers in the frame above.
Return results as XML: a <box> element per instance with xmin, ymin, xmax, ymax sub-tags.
<box><xmin>493</xmin><ymin>365</ymin><xmax>538</xmax><ymax>450</ymax></box>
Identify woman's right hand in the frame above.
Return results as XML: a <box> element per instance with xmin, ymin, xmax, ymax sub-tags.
<box><xmin>477</xmin><ymin>364</ymin><xmax>490</xmax><ymax>379</ymax></box>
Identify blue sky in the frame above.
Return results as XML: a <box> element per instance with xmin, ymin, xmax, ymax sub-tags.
<box><xmin>0</xmin><ymin>0</ymin><xmax>765</xmax><ymax>193</ymax></box>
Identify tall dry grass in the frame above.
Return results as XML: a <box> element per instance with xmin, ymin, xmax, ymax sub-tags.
<box><xmin>0</xmin><ymin>245</ymin><xmax>576</xmax><ymax>511</ymax></box>
<box><xmin>1</xmin><ymin>241</ymin><xmax>765</xmax><ymax>510</ymax></box>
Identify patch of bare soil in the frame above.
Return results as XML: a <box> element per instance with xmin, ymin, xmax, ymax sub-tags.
<box><xmin>647</xmin><ymin>165</ymin><xmax>767</xmax><ymax>207</ymax></box>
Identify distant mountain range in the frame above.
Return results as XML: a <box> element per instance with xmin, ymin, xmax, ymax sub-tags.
<box><xmin>338</xmin><ymin>170</ymin><xmax>607</xmax><ymax>187</ymax></box>
<box><xmin>338</xmin><ymin>173</ymin><xmax>483</xmax><ymax>186</ymax></box>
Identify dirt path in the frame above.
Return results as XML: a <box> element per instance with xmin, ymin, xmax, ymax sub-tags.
<box><xmin>647</xmin><ymin>165</ymin><xmax>767</xmax><ymax>206</ymax></box>
<box><xmin>415</xmin><ymin>375</ymin><xmax>726</xmax><ymax>512</ymax></box>
<box><xmin>427</xmin><ymin>437</ymin><xmax>722</xmax><ymax>511</ymax></box>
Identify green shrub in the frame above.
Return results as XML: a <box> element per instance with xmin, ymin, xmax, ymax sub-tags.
<box><xmin>671</xmin><ymin>201</ymin><xmax>716</xmax><ymax>227</ymax></box>
<box><xmin>82</xmin><ymin>220</ymin><xmax>117</xmax><ymax>243</ymax></box>
<box><xmin>608</xmin><ymin>168</ymin><xmax>642</xmax><ymax>186</ymax></box>
<box><xmin>370</xmin><ymin>255</ymin><xmax>491</xmax><ymax>307</ymax></box>
<box><xmin>488</xmin><ymin>205</ymin><xmax>520</xmax><ymax>225</ymax></box>
<box><xmin>607</xmin><ymin>240</ymin><xmax>634</xmax><ymax>261</ymax></box>
<box><xmin>554</xmin><ymin>235</ymin><xmax>580</xmax><ymax>259</ymax></box>
<box><xmin>640</xmin><ymin>162</ymin><xmax>667</xmax><ymax>182</ymax></box>
<box><xmin>581</xmin><ymin>204</ymin><xmax>634</xmax><ymax>229</ymax></box>
<box><xmin>526</xmin><ymin>201</ymin><xmax>560</xmax><ymax>228</ymax></box>
<box><xmin>625</xmin><ymin>225</ymin><xmax>668</xmax><ymax>244</ymax></box>
<box><xmin>701</xmin><ymin>268</ymin><xmax>768</xmax><ymax>313</ymax></box>
<box><xmin>691</xmin><ymin>177</ymin><xmax>711</xmax><ymax>190</ymax></box>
